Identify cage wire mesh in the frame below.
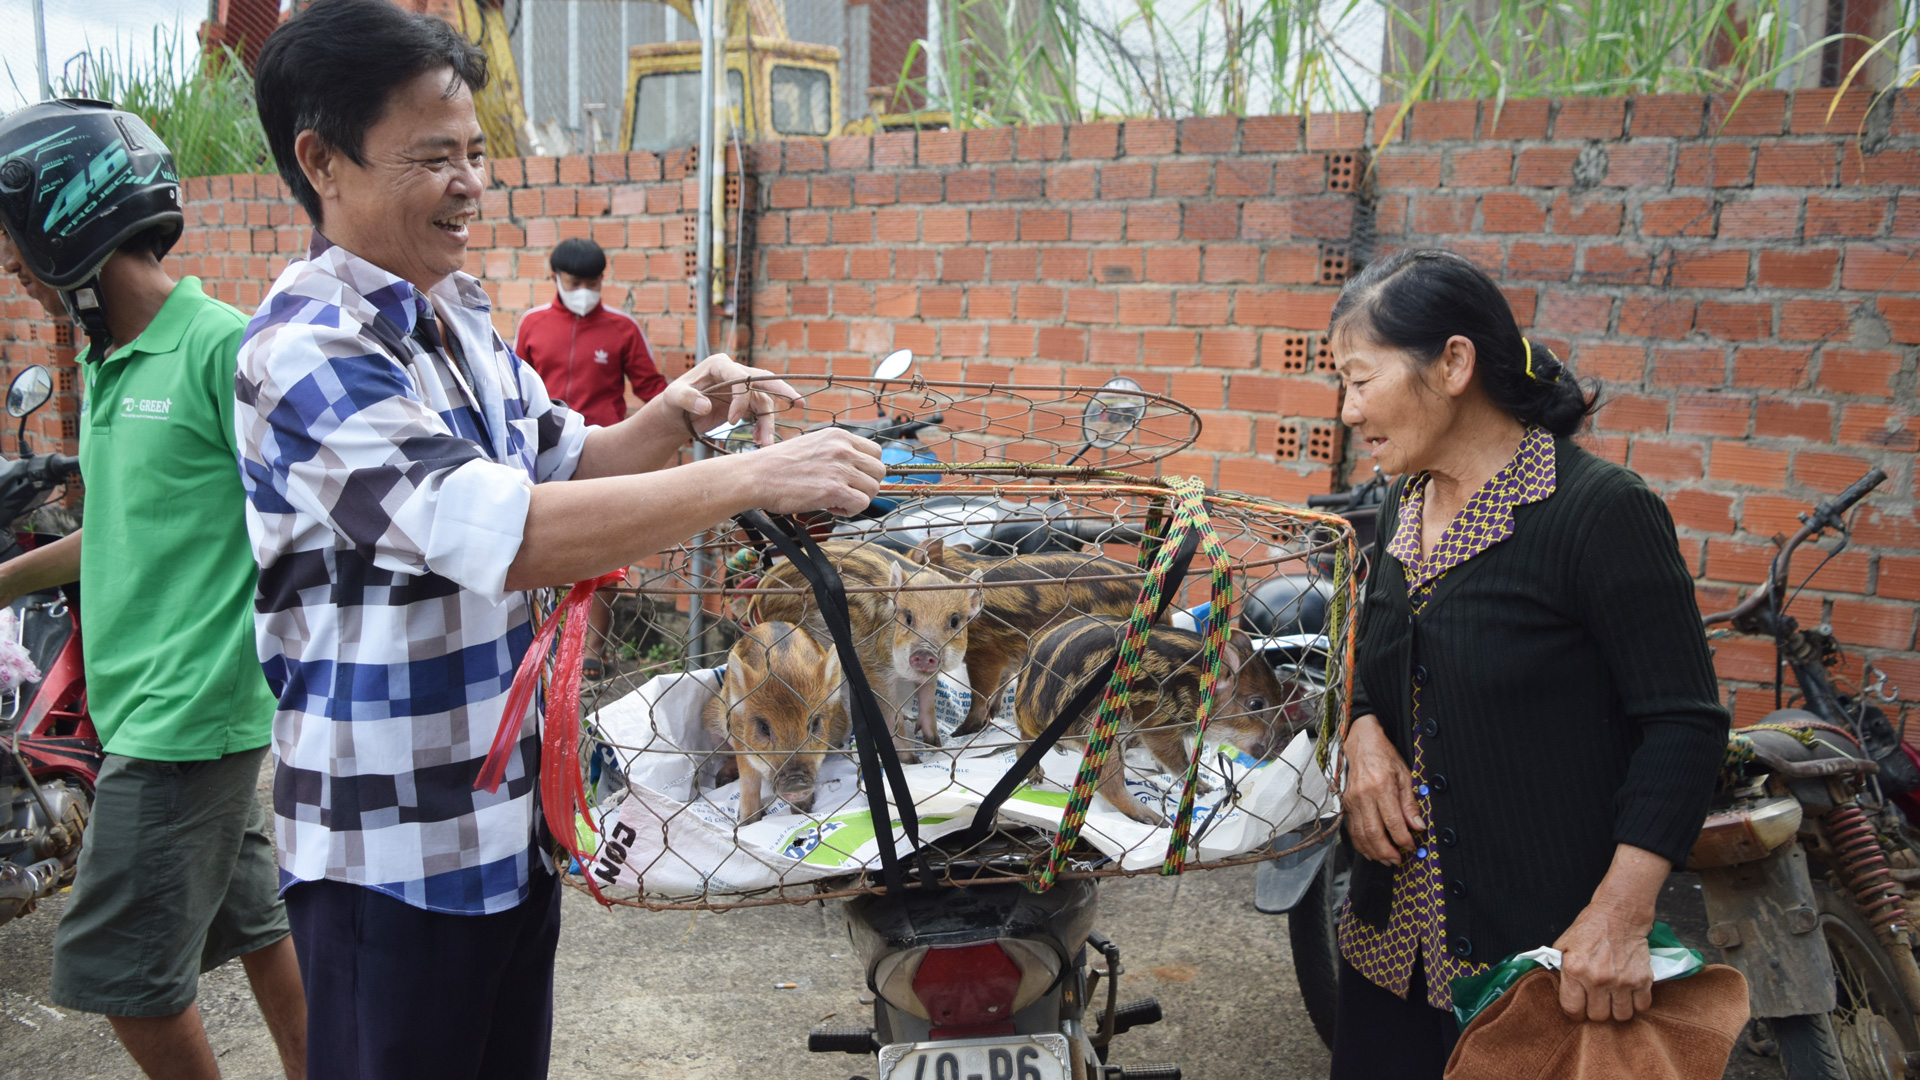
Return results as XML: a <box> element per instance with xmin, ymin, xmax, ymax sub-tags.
<box><xmin>556</xmin><ymin>377</ymin><xmax>1355</xmax><ymax>910</ymax></box>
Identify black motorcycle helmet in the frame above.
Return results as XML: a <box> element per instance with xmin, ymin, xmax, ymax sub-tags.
<box><xmin>0</xmin><ymin>99</ymin><xmax>183</xmax><ymax>358</ymax></box>
<box><xmin>1239</xmin><ymin>574</ymin><xmax>1333</xmax><ymax>638</ymax></box>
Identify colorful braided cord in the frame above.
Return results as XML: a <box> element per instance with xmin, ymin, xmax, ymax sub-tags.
<box><xmin>1159</xmin><ymin>486</ymin><xmax>1236</xmax><ymax>875</ymax></box>
<box><xmin>1035</xmin><ymin>477</ymin><xmax>1234</xmax><ymax>888</ymax></box>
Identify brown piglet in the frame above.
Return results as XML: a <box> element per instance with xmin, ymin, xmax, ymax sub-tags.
<box><xmin>1014</xmin><ymin>615</ymin><xmax>1309</xmax><ymax>826</ymax></box>
<box><xmin>750</xmin><ymin>541</ymin><xmax>983</xmax><ymax>755</ymax></box>
<box><xmin>920</xmin><ymin>537</ymin><xmax>1148</xmax><ymax>737</ymax></box>
<box><xmin>702</xmin><ymin>621</ymin><xmax>850</xmax><ymax>823</ymax></box>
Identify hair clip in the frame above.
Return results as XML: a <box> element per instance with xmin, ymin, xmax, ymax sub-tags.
<box><xmin>1523</xmin><ymin>338</ymin><xmax>1560</xmax><ymax>383</ymax></box>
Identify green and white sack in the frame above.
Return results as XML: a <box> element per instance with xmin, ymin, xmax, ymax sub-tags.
<box><xmin>1451</xmin><ymin>922</ymin><xmax>1709</xmax><ymax>1028</ymax></box>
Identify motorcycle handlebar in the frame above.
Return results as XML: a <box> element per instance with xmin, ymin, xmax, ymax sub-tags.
<box><xmin>830</xmin><ymin>414</ymin><xmax>944</xmax><ymax>443</ymax></box>
<box><xmin>1702</xmin><ymin>468</ymin><xmax>1887</xmax><ymax>626</ymax></box>
<box><xmin>1812</xmin><ymin>467</ymin><xmax>1886</xmax><ymax>529</ymax></box>
<box><xmin>38</xmin><ymin>455</ymin><xmax>79</xmax><ymax>483</ymax></box>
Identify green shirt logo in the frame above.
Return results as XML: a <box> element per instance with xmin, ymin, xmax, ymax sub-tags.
<box><xmin>118</xmin><ymin>395</ymin><xmax>172</xmax><ymax>421</ymax></box>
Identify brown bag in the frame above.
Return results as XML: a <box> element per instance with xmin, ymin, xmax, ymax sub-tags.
<box><xmin>1443</xmin><ymin>965</ymin><xmax>1750</xmax><ymax>1080</ymax></box>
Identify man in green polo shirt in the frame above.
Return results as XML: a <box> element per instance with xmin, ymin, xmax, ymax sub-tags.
<box><xmin>0</xmin><ymin>101</ymin><xmax>306</xmax><ymax>1079</ymax></box>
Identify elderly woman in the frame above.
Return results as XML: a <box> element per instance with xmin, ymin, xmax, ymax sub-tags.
<box><xmin>1327</xmin><ymin>249</ymin><xmax>1729</xmax><ymax>1076</ymax></box>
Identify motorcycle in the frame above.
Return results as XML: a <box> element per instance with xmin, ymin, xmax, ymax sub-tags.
<box><xmin>0</xmin><ymin>363</ymin><xmax>95</xmax><ymax>928</ymax></box>
<box><xmin>743</xmin><ymin>362</ymin><xmax>1182</xmax><ymax>1080</ymax></box>
<box><xmin>1692</xmin><ymin>467</ymin><xmax>1917</xmax><ymax>1080</ymax></box>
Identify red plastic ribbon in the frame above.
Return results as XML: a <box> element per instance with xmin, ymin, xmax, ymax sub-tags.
<box><xmin>474</xmin><ymin>571</ymin><xmax>625</xmax><ymax>898</ymax></box>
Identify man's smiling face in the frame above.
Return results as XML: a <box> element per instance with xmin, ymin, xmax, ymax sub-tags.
<box><xmin>317</xmin><ymin>66</ymin><xmax>485</xmax><ymax>293</ymax></box>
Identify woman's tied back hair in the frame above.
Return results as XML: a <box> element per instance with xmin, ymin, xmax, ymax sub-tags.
<box><xmin>254</xmin><ymin>0</ymin><xmax>490</xmax><ymax>225</ymax></box>
<box><xmin>1327</xmin><ymin>248</ymin><xmax>1599</xmax><ymax>437</ymax></box>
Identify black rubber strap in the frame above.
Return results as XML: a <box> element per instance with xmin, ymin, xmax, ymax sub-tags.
<box><xmin>951</xmin><ymin>527</ymin><xmax>1204</xmax><ymax>851</ymax></box>
<box><xmin>737</xmin><ymin>511</ymin><xmax>938</xmax><ymax>893</ymax></box>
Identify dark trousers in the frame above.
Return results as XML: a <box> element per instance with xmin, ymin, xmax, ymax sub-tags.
<box><xmin>286</xmin><ymin>867</ymin><xmax>562</xmax><ymax>1080</ymax></box>
<box><xmin>1329</xmin><ymin>955</ymin><xmax>1461</xmax><ymax>1079</ymax></box>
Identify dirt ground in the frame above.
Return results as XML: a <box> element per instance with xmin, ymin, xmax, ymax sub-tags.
<box><xmin>1</xmin><ymin>863</ymin><xmax>1329</xmax><ymax>1080</ymax></box>
<box><xmin>0</xmin><ymin>762</ymin><xmax>1787</xmax><ymax>1080</ymax></box>
<box><xmin>0</xmin><ymin>864</ymin><xmax>1796</xmax><ymax>1080</ymax></box>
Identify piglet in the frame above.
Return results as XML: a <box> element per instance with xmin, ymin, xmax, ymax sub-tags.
<box><xmin>702</xmin><ymin>621</ymin><xmax>850</xmax><ymax>823</ymax></box>
<box><xmin>751</xmin><ymin>541</ymin><xmax>982</xmax><ymax>756</ymax></box>
<box><xmin>1014</xmin><ymin>615</ymin><xmax>1308</xmax><ymax>826</ymax></box>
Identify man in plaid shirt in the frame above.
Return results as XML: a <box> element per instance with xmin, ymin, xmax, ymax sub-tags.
<box><xmin>242</xmin><ymin>3</ymin><xmax>882</xmax><ymax>1076</ymax></box>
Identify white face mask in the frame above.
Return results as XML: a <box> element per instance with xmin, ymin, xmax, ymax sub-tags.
<box><xmin>558</xmin><ymin>282</ymin><xmax>600</xmax><ymax>316</ymax></box>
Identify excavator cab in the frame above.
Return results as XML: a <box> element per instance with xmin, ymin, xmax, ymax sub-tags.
<box><xmin>622</xmin><ymin>39</ymin><xmax>841</xmax><ymax>151</ymax></box>
<box><xmin>619</xmin><ymin>0</ymin><xmax>841</xmax><ymax>150</ymax></box>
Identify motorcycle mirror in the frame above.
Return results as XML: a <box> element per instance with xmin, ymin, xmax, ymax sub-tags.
<box><xmin>1079</xmin><ymin>376</ymin><xmax>1146</xmax><ymax>449</ymax></box>
<box><xmin>6</xmin><ymin>366</ymin><xmax>52</xmax><ymax>419</ymax></box>
<box><xmin>873</xmin><ymin>350</ymin><xmax>912</xmax><ymax>382</ymax></box>
<box><xmin>704</xmin><ymin>418</ymin><xmax>760</xmax><ymax>453</ymax></box>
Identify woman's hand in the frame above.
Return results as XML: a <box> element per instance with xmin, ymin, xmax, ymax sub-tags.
<box><xmin>1552</xmin><ymin>844</ymin><xmax>1670</xmax><ymax>1021</ymax></box>
<box><xmin>1342</xmin><ymin>713</ymin><xmax>1425</xmax><ymax>865</ymax></box>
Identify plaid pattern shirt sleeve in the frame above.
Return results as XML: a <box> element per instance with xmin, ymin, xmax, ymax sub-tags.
<box><xmin>235</xmin><ymin>235</ymin><xmax>592</xmax><ymax>915</ymax></box>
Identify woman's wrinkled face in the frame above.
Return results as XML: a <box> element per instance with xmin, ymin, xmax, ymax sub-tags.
<box><xmin>1334</xmin><ymin>329</ymin><xmax>1454</xmax><ymax>477</ymax></box>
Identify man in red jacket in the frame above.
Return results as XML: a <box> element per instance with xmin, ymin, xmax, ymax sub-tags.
<box><xmin>515</xmin><ymin>238</ymin><xmax>668</xmax><ymax>677</ymax></box>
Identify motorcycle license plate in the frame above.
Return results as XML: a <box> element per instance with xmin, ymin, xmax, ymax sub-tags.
<box><xmin>877</xmin><ymin>1033</ymin><xmax>1071</xmax><ymax>1080</ymax></box>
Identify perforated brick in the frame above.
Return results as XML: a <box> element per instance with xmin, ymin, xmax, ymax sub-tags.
<box><xmin>1307</xmin><ymin>423</ymin><xmax>1343</xmax><ymax>464</ymax></box>
<box><xmin>1273</xmin><ymin>422</ymin><xmax>1300</xmax><ymax>459</ymax></box>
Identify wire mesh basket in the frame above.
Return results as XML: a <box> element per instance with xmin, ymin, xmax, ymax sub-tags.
<box><xmin>552</xmin><ymin>375</ymin><xmax>1356</xmax><ymax>911</ymax></box>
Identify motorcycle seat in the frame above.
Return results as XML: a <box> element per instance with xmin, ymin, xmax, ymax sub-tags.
<box><xmin>1741</xmin><ymin>708</ymin><xmax>1865</xmax><ymax>763</ymax></box>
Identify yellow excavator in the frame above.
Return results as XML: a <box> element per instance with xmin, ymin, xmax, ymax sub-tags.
<box><xmin>422</xmin><ymin>0</ymin><xmax>934</xmax><ymax>155</ymax></box>
<box><xmin>620</xmin><ymin>0</ymin><xmax>844</xmax><ymax>151</ymax></box>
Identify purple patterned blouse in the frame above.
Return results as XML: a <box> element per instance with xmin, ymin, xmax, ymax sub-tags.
<box><xmin>1336</xmin><ymin>424</ymin><xmax>1558</xmax><ymax>1009</ymax></box>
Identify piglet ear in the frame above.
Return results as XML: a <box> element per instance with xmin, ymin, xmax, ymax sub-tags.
<box><xmin>913</xmin><ymin>537</ymin><xmax>943</xmax><ymax>566</ymax></box>
<box><xmin>1213</xmin><ymin>642</ymin><xmax>1241</xmax><ymax>703</ymax></box>
<box><xmin>967</xmin><ymin>570</ymin><xmax>986</xmax><ymax>617</ymax></box>
<box><xmin>819</xmin><ymin>640</ymin><xmax>844</xmax><ymax>687</ymax></box>
<box><xmin>888</xmin><ymin>560</ymin><xmax>906</xmax><ymax>590</ymax></box>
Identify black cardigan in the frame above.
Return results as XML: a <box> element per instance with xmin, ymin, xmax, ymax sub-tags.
<box><xmin>1345</xmin><ymin>437</ymin><xmax>1729</xmax><ymax>966</ymax></box>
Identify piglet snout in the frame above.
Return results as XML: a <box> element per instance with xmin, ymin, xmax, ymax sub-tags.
<box><xmin>774</xmin><ymin>765</ymin><xmax>819</xmax><ymax>811</ymax></box>
<box><xmin>908</xmin><ymin>649</ymin><xmax>941</xmax><ymax>674</ymax></box>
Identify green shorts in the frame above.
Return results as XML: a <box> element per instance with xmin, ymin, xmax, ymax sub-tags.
<box><xmin>50</xmin><ymin>745</ymin><xmax>288</xmax><ymax>1017</ymax></box>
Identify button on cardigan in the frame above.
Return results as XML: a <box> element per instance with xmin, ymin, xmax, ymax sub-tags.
<box><xmin>1344</xmin><ymin>436</ymin><xmax>1729</xmax><ymax>970</ymax></box>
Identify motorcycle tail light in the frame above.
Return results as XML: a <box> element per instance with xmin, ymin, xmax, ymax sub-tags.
<box><xmin>915</xmin><ymin>942</ymin><xmax>1022</xmax><ymax>1036</ymax></box>
<box><xmin>872</xmin><ymin>939</ymin><xmax>1062</xmax><ymax>1031</ymax></box>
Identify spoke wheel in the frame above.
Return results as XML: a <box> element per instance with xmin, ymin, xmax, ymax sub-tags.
<box><xmin>1792</xmin><ymin>882</ymin><xmax>1920</xmax><ymax>1080</ymax></box>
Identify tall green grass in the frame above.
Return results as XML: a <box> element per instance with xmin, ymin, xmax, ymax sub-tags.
<box><xmin>56</xmin><ymin>27</ymin><xmax>268</xmax><ymax>179</ymax></box>
<box><xmin>895</xmin><ymin>0</ymin><xmax>1920</xmax><ymax>129</ymax></box>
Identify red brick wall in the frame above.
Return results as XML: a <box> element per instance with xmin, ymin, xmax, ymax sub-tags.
<box><xmin>0</xmin><ymin>89</ymin><xmax>1913</xmax><ymax>726</ymax></box>
<box><xmin>1370</xmin><ymin>90</ymin><xmax>1919</xmax><ymax>727</ymax></box>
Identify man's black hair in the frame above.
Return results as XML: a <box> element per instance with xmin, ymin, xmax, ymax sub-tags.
<box><xmin>549</xmin><ymin>238</ymin><xmax>607</xmax><ymax>279</ymax></box>
<box><xmin>254</xmin><ymin>0</ymin><xmax>488</xmax><ymax>225</ymax></box>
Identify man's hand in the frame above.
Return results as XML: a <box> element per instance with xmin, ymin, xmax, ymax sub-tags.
<box><xmin>1553</xmin><ymin>844</ymin><xmax>1668</xmax><ymax>1022</ymax></box>
<box><xmin>1342</xmin><ymin>713</ymin><xmax>1426</xmax><ymax>865</ymax></box>
<box><xmin>743</xmin><ymin>428</ymin><xmax>885</xmax><ymax>518</ymax></box>
<box><xmin>0</xmin><ymin>530</ymin><xmax>81</xmax><ymax>610</ymax></box>
<box><xmin>661</xmin><ymin>354</ymin><xmax>799</xmax><ymax>446</ymax></box>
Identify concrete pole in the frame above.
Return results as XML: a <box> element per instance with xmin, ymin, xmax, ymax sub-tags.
<box><xmin>567</xmin><ymin>0</ymin><xmax>581</xmax><ymax>143</ymax></box>
<box><xmin>521</xmin><ymin>0</ymin><xmax>537</xmax><ymax>134</ymax></box>
<box><xmin>686</xmin><ymin>0</ymin><xmax>719</xmax><ymax>661</ymax></box>
<box><xmin>31</xmin><ymin>0</ymin><xmax>51</xmax><ymax>101</ymax></box>
<box><xmin>926</xmin><ymin>0</ymin><xmax>945</xmax><ymax>107</ymax></box>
